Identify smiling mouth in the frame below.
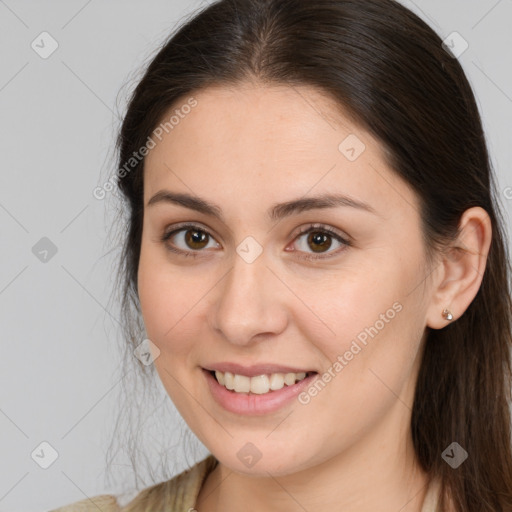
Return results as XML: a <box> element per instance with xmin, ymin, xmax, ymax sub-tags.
<box><xmin>209</xmin><ymin>369</ymin><xmax>317</xmax><ymax>395</ymax></box>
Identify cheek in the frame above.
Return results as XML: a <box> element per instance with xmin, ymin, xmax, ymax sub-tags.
<box><xmin>138</xmin><ymin>229</ymin><xmax>425</xmax><ymax>363</ymax></box>
<box><xmin>137</xmin><ymin>252</ymin><xmax>201</xmax><ymax>407</ymax></box>
<box><xmin>292</xmin><ymin>265</ymin><xmax>402</xmax><ymax>352</ymax></box>
<box><xmin>296</xmin><ymin>251</ymin><xmax>425</xmax><ymax>386</ymax></box>
<box><xmin>137</xmin><ymin>245</ymin><xmax>215</xmax><ymax>360</ymax></box>
<box><xmin>138</xmin><ymin>245</ymin><xmax>182</xmax><ymax>345</ymax></box>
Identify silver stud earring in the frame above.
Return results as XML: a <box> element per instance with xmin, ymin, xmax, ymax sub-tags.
<box><xmin>442</xmin><ymin>308</ymin><xmax>454</xmax><ymax>321</ymax></box>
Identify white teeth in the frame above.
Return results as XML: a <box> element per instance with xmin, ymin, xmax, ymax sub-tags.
<box><xmin>213</xmin><ymin>370</ymin><xmax>309</xmax><ymax>394</ymax></box>
<box><xmin>224</xmin><ymin>371</ymin><xmax>234</xmax><ymax>390</ymax></box>
<box><xmin>250</xmin><ymin>375</ymin><xmax>270</xmax><ymax>394</ymax></box>
<box><xmin>215</xmin><ymin>371</ymin><xmax>225</xmax><ymax>386</ymax></box>
<box><xmin>233</xmin><ymin>374</ymin><xmax>251</xmax><ymax>393</ymax></box>
<box><xmin>269</xmin><ymin>372</ymin><xmax>285</xmax><ymax>390</ymax></box>
<box><xmin>284</xmin><ymin>373</ymin><xmax>296</xmax><ymax>386</ymax></box>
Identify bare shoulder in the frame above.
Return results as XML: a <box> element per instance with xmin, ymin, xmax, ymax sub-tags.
<box><xmin>48</xmin><ymin>494</ymin><xmax>120</xmax><ymax>512</ymax></box>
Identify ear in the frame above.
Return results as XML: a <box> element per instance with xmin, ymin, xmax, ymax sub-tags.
<box><xmin>426</xmin><ymin>207</ymin><xmax>492</xmax><ymax>329</ymax></box>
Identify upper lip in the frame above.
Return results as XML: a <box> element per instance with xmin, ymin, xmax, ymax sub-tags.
<box><xmin>202</xmin><ymin>362</ymin><xmax>316</xmax><ymax>377</ymax></box>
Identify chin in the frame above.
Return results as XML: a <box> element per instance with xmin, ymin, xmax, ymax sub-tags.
<box><xmin>211</xmin><ymin>444</ymin><xmax>318</xmax><ymax>478</ymax></box>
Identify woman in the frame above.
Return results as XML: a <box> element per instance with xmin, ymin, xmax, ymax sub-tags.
<box><xmin>52</xmin><ymin>0</ymin><xmax>512</xmax><ymax>510</ymax></box>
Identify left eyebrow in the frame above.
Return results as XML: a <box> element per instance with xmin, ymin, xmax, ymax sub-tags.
<box><xmin>268</xmin><ymin>193</ymin><xmax>379</xmax><ymax>221</ymax></box>
<box><xmin>146</xmin><ymin>190</ymin><xmax>379</xmax><ymax>222</ymax></box>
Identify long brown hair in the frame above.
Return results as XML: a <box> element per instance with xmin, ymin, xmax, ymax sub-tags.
<box><xmin>107</xmin><ymin>0</ymin><xmax>512</xmax><ymax>509</ymax></box>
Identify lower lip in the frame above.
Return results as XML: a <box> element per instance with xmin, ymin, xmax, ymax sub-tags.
<box><xmin>202</xmin><ymin>369</ymin><xmax>318</xmax><ymax>415</ymax></box>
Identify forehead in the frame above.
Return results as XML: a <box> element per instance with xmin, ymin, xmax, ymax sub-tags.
<box><xmin>146</xmin><ymin>82</ymin><xmax>361</xmax><ymax>162</ymax></box>
<box><xmin>143</xmin><ymin>83</ymin><xmax>419</xmax><ymax>220</ymax></box>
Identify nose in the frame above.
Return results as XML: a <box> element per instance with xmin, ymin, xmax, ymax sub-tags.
<box><xmin>208</xmin><ymin>250</ymin><xmax>288</xmax><ymax>346</ymax></box>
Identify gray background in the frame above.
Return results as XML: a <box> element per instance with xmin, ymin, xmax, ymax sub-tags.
<box><xmin>1</xmin><ymin>1</ymin><xmax>511</xmax><ymax>510</ymax></box>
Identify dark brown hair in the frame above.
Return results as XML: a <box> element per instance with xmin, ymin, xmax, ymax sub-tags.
<box><xmin>108</xmin><ymin>0</ymin><xmax>512</xmax><ymax>509</ymax></box>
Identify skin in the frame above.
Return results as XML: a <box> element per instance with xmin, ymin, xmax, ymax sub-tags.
<box><xmin>137</xmin><ymin>82</ymin><xmax>492</xmax><ymax>511</ymax></box>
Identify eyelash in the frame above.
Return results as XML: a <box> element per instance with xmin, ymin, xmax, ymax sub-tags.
<box><xmin>160</xmin><ymin>222</ymin><xmax>351</xmax><ymax>261</ymax></box>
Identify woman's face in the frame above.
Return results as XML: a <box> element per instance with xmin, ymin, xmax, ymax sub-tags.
<box><xmin>138</xmin><ymin>83</ymin><xmax>434</xmax><ymax>476</ymax></box>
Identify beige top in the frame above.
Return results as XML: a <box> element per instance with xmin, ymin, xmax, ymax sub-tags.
<box><xmin>49</xmin><ymin>455</ymin><xmax>441</xmax><ymax>511</ymax></box>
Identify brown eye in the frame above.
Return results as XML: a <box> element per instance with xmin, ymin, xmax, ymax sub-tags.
<box><xmin>161</xmin><ymin>222</ymin><xmax>350</xmax><ymax>261</ymax></box>
<box><xmin>183</xmin><ymin>228</ymin><xmax>209</xmax><ymax>250</ymax></box>
<box><xmin>161</xmin><ymin>224</ymin><xmax>219</xmax><ymax>255</ymax></box>
<box><xmin>306</xmin><ymin>231</ymin><xmax>333</xmax><ymax>253</ymax></box>
<box><xmin>291</xmin><ymin>224</ymin><xmax>351</xmax><ymax>261</ymax></box>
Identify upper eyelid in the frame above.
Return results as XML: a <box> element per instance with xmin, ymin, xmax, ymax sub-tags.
<box><xmin>163</xmin><ymin>222</ymin><xmax>221</xmax><ymax>244</ymax></box>
<box><xmin>161</xmin><ymin>223</ymin><xmax>351</xmax><ymax>262</ymax></box>
<box><xmin>163</xmin><ymin>222</ymin><xmax>350</xmax><ymax>246</ymax></box>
